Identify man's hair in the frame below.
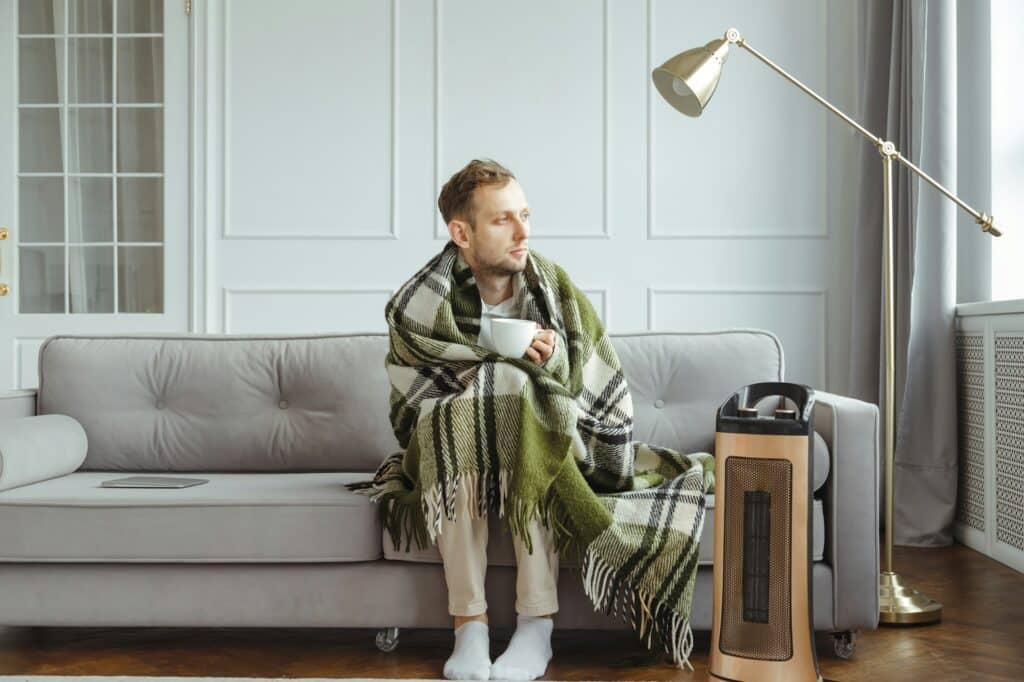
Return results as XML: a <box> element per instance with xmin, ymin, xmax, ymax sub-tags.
<box><xmin>438</xmin><ymin>158</ymin><xmax>516</xmax><ymax>228</ymax></box>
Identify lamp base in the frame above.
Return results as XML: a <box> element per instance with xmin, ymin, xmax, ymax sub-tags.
<box><xmin>879</xmin><ymin>571</ymin><xmax>942</xmax><ymax>624</ymax></box>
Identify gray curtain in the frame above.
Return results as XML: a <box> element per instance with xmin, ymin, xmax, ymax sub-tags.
<box><xmin>849</xmin><ymin>0</ymin><xmax>959</xmax><ymax>547</ymax></box>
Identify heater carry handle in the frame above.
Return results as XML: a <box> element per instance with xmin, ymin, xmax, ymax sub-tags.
<box><xmin>717</xmin><ymin>381</ymin><xmax>816</xmax><ymax>430</ymax></box>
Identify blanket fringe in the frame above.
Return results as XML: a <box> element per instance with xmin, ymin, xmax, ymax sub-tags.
<box><xmin>579</xmin><ymin>544</ymin><xmax>696</xmax><ymax>672</ymax></box>
<box><xmin>421</xmin><ymin>467</ymin><xmax>577</xmax><ymax>562</ymax></box>
<box><xmin>353</xmin><ymin>460</ymin><xmax>696</xmax><ymax>671</ymax></box>
<box><xmin>367</xmin><ymin>466</ymin><xmax>538</xmax><ymax>553</ymax></box>
<box><xmin>508</xmin><ymin>474</ymin><xmax>695</xmax><ymax>670</ymax></box>
<box><xmin>347</xmin><ymin>453</ymin><xmax>432</xmax><ymax>554</ymax></box>
<box><xmin>498</xmin><ymin>466</ymin><xmax>584</xmax><ymax>564</ymax></box>
<box><xmin>536</xmin><ymin>479</ymin><xmax>586</xmax><ymax>569</ymax></box>
<box><xmin>417</xmin><ymin>469</ymin><xmax>506</xmax><ymax>546</ymax></box>
<box><xmin>380</xmin><ymin>488</ymin><xmax>429</xmax><ymax>554</ymax></box>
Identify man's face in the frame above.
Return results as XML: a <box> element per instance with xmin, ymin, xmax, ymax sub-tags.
<box><xmin>452</xmin><ymin>179</ymin><xmax>531</xmax><ymax>277</ymax></box>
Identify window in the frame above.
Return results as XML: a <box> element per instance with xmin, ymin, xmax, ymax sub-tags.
<box><xmin>17</xmin><ymin>0</ymin><xmax>165</xmax><ymax>314</ymax></box>
<box><xmin>990</xmin><ymin>0</ymin><xmax>1023</xmax><ymax>302</ymax></box>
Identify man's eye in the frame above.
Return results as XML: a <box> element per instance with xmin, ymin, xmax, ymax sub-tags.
<box><xmin>522</xmin><ymin>213</ymin><xmax>530</xmax><ymax>220</ymax></box>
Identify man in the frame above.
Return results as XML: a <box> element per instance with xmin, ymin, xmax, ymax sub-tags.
<box><xmin>348</xmin><ymin>157</ymin><xmax>711</xmax><ymax>676</ymax></box>
<box><xmin>435</xmin><ymin>159</ymin><xmax>560</xmax><ymax>681</ymax></box>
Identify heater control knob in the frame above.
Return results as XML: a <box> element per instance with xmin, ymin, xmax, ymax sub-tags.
<box><xmin>774</xmin><ymin>408</ymin><xmax>797</xmax><ymax>419</ymax></box>
<box><xmin>738</xmin><ymin>407</ymin><xmax>758</xmax><ymax>418</ymax></box>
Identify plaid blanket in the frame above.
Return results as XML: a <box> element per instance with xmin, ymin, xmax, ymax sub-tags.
<box><xmin>345</xmin><ymin>240</ymin><xmax>714</xmax><ymax>670</ymax></box>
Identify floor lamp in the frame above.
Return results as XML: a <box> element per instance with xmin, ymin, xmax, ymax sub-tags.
<box><xmin>651</xmin><ymin>28</ymin><xmax>1003</xmax><ymax>626</ymax></box>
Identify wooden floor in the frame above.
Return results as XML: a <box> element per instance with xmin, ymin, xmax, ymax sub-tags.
<box><xmin>1</xmin><ymin>543</ymin><xmax>1022</xmax><ymax>681</ymax></box>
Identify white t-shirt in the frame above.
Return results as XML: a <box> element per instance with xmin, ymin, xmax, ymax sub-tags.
<box><xmin>478</xmin><ymin>294</ymin><xmax>519</xmax><ymax>353</ymax></box>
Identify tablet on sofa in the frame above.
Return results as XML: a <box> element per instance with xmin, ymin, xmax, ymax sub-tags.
<box><xmin>100</xmin><ymin>476</ymin><xmax>209</xmax><ymax>489</ymax></box>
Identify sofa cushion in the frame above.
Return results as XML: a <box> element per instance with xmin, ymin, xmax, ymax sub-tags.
<box><xmin>0</xmin><ymin>414</ymin><xmax>88</xmax><ymax>492</ymax></box>
<box><xmin>0</xmin><ymin>472</ymin><xmax>381</xmax><ymax>563</ymax></box>
<box><xmin>34</xmin><ymin>330</ymin><xmax>786</xmax><ymax>475</ymax></box>
<box><xmin>610</xmin><ymin>330</ymin><xmax>784</xmax><ymax>459</ymax></box>
<box><xmin>383</xmin><ymin>493</ymin><xmax>825</xmax><ymax>568</ymax></box>
<box><xmin>36</xmin><ymin>334</ymin><xmax>398</xmax><ymax>473</ymax></box>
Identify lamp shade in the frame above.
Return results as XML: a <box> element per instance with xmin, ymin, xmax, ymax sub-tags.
<box><xmin>651</xmin><ymin>37</ymin><xmax>730</xmax><ymax>116</ymax></box>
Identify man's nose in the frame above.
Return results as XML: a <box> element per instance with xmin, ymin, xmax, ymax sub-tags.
<box><xmin>514</xmin><ymin>217</ymin><xmax>529</xmax><ymax>238</ymax></box>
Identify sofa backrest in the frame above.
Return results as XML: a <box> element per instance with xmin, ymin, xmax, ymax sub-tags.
<box><xmin>36</xmin><ymin>330</ymin><xmax>783</xmax><ymax>472</ymax></box>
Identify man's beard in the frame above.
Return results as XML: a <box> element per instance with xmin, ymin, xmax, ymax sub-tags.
<box><xmin>479</xmin><ymin>253</ymin><xmax>526</xmax><ymax>277</ymax></box>
<box><xmin>463</xmin><ymin>222</ymin><xmax>526</xmax><ymax>277</ymax></box>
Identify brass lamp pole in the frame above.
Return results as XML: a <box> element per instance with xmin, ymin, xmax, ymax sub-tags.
<box><xmin>652</xmin><ymin>27</ymin><xmax>1003</xmax><ymax>625</ymax></box>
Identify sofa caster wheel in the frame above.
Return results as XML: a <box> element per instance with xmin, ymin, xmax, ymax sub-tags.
<box><xmin>376</xmin><ymin>626</ymin><xmax>400</xmax><ymax>652</ymax></box>
<box><xmin>833</xmin><ymin>630</ymin><xmax>857</xmax><ymax>659</ymax></box>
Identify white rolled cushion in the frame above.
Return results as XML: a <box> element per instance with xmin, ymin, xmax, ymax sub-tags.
<box><xmin>0</xmin><ymin>415</ymin><xmax>88</xmax><ymax>492</ymax></box>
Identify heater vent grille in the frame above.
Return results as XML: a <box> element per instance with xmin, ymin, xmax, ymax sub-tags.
<box><xmin>956</xmin><ymin>333</ymin><xmax>986</xmax><ymax>532</ymax></box>
<box><xmin>720</xmin><ymin>456</ymin><xmax>792</xmax><ymax>661</ymax></box>
<box><xmin>995</xmin><ymin>334</ymin><xmax>1024</xmax><ymax>552</ymax></box>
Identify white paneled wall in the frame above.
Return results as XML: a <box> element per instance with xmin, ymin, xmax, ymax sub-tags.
<box><xmin>14</xmin><ymin>337</ymin><xmax>47</xmax><ymax>390</ymax></box>
<box><xmin>224</xmin><ymin>289</ymin><xmax>395</xmax><ymax>334</ymax></box>
<box><xmin>650</xmin><ymin>289</ymin><xmax>827</xmax><ymax>389</ymax></box>
<box><xmin>193</xmin><ymin>0</ymin><xmax>862</xmax><ymax>393</ymax></box>
<box><xmin>648</xmin><ymin>2</ymin><xmax>828</xmax><ymax>239</ymax></box>
<box><xmin>433</xmin><ymin>1</ymin><xmax>608</xmax><ymax>240</ymax></box>
<box><xmin>223</xmin><ymin>0</ymin><xmax>396</xmax><ymax>239</ymax></box>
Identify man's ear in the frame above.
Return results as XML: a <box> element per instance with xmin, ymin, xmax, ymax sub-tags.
<box><xmin>448</xmin><ymin>219</ymin><xmax>471</xmax><ymax>248</ymax></box>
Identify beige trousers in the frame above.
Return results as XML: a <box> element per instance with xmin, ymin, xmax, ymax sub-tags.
<box><xmin>435</xmin><ymin>475</ymin><xmax>560</xmax><ymax>617</ymax></box>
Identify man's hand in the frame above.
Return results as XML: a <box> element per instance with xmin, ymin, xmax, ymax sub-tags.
<box><xmin>526</xmin><ymin>322</ymin><xmax>556</xmax><ymax>365</ymax></box>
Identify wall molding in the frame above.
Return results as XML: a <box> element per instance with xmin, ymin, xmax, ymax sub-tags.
<box><xmin>190</xmin><ymin>0</ymin><xmax>205</xmax><ymax>331</ymax></box>
<box><xmin>432</xmin><ymin>0</ymin><xmax>611</xmax><ymax>240</ymax></box>
<box><xmin>13</xmin><ymin>336</ymin><xmax>48</xmax><ymax>390</ymax></box>
<box><xmin>222</xmin><ymin>286</ymin><xmax>608</xmax><ymax>336</ymax></box>
<box><xmin>580</xmin><ymin>287</ymin><xmax>609</xmax><ymax>329</ymax></box>
<box><xmin>220</xmin><ymin>0</ymin><xmax>399</xmax><ymax>240</ymax></box>
<box><xmin>647</xmin><ymin>287</ymin><xmax>828</xmax><ymax>387</ymax></box>
<box><xmin>645</xmin><ymin>0</ymin><xmax>830</xmax><ymax>240</ymax></box>
<box><xmin>222</xmin><ymin>287</ymin><xmax>396</xmax><ymax>334</ymax></box>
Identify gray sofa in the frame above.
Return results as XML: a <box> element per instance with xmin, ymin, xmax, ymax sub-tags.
<box><xmin>0</xmin><ymin>330</ymin><xmax>878</xmax><ymax>659</ymax></box>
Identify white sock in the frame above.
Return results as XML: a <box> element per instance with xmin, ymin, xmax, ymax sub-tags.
<box><xmin>444</xmin><ymin>620</ymin><xmax>492</xmax><ymax>681</ymax></box>
<box><xmin>489</xmin><ymin>614</ymin><xmax>553</xmax><ymax>681</ymax></box>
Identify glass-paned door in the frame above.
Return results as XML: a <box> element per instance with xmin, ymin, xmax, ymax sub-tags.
<box><xmin>0</xmin><ymin>0</ymin><xmax>188</xmax><ymax>389</ymax></box>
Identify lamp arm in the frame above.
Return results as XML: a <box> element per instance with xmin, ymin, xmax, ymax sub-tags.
<box><xmin>729</xmin><ymin>29</ymin><xmax>1003</xmax><ymax>237</ymax></box>
<box><xmin>890</xmin><ymin>150</ymin><xmax>1000</xmax><ymax>236</ymax></box>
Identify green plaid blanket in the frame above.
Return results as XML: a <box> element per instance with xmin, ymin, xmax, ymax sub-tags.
<box><xmin>345</xmin><ymin>240</ymin><xmax>714</xmax><ymax>670</ymax></box>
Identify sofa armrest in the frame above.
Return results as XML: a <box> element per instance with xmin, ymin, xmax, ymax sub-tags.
<box><xmin>0</xmin><ymin>389</ymin><xmax>37</xmax><ymax>419</ymax></box>
<box><xmin>814</xmin><ymin>390</ymin><xmax>880</xmax><ymax>632</ymax></box>
<box><xmin>0</xmin><ymin>414</ymin><xmax>88</xmax><ymax>493</ymax></box>
<box><xmin>0</xmin><ymin>387</ymin><xmax>37</xmax><ymax>419</ymax></box>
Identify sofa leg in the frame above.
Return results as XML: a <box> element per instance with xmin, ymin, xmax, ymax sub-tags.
<box><xmin>375</xmin><ymin>626</ymin><xmax>400</xmax><ymax>652</ymax></box>
<box><xmin>832</xmin><ymin>630</ymin><xmax>857</xmax><ymax>659</ymax></box>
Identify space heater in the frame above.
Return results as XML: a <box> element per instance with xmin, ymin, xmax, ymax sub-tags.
<box><xmin>709</xmin><ymin>382</ymin><xmax>822</xmax><ymax>682</ymax></box>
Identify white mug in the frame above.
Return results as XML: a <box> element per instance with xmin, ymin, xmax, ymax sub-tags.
<box><xmin>491</xmin><ymin>318</ymin><xmax>539</xmax><ymax>358</ymax></box>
